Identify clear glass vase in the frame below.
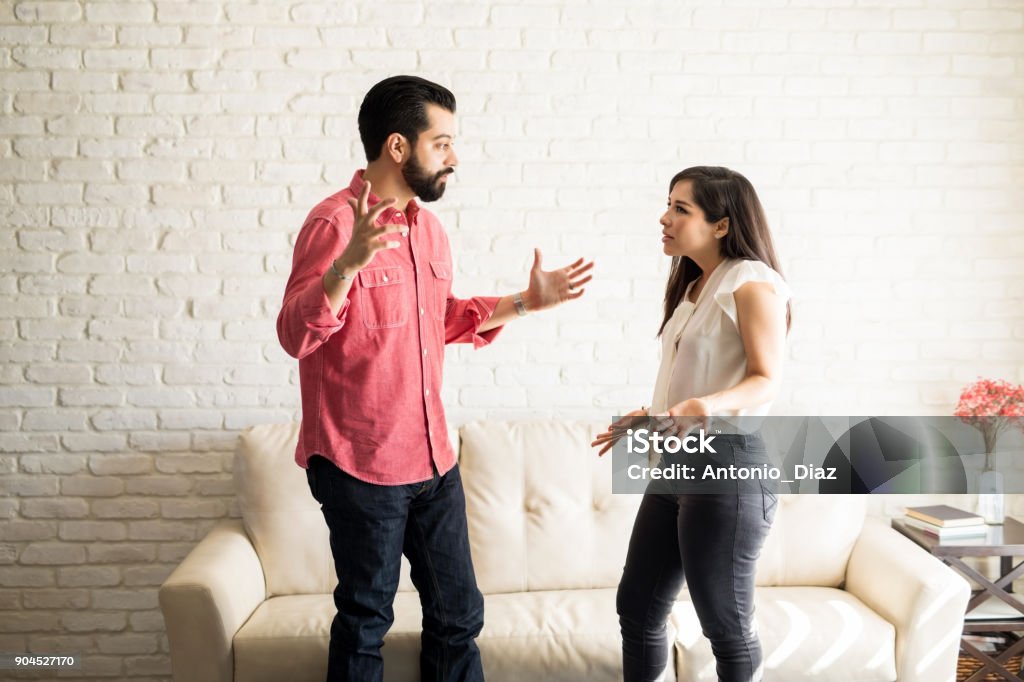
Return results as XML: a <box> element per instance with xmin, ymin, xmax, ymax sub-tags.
<box><xmin>977</xmin><ymin>463</ymin><xmax>1005</xmax><ymax>525</ymax></box>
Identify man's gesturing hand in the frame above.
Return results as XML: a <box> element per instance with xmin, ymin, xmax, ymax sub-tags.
<box><xmin>523</xmin><ymin>249</ymin><xmax>594</xmax><ymax>312</ymax></box>
<box><xmin>334</xmin><ymin>180</ymin><xmax>407</xmax><ymax>275</ymax></box>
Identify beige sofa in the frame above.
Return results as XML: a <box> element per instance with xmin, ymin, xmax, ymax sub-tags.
<box><xmin>160</xmin><ymin>420</ymin><xmax>970</xmax><ymax>682</ymax></box>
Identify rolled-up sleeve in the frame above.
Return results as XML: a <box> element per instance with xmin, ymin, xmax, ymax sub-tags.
<box><xmin>277</xmin><ymin>217</ymin><xmax>351</xmax><ymax>359</ymax></box>
<box><xmin>444</xmin><ymin>295</ymin><xmax>503</xmax><ymax>348</ymax></box>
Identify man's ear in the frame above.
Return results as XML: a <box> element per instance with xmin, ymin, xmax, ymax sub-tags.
<box><xmin>715</xmin><ymin>217</ymin><xmax>730</xmax><ymax>239</ymax></box>
<box><xmin>384</xmin><ymin>133</ymin><xmax>408</xmax><ymax>164</ymax></box>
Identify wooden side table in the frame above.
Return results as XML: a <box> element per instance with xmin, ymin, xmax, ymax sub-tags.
<box><xmin>892</xmin><ymin>516</ymin><xmax>1024</xmax><ymax>682</ymax></box>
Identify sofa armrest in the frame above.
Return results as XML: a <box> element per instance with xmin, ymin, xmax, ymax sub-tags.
<box><xmin>159</xmin><ymin>519</ymin><xmax>267</xmax><ymax>682</ymax></box>
<box><xmin>845</xmin><ymin>518</ymin><xmax>970</xmax><ymax>682</ymax></box>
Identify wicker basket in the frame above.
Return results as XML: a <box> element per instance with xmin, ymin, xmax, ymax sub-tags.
<box><xmin>958</xmin><ymin>653</ymin><xmax>1023</xmax><ymax>681</ymax></box>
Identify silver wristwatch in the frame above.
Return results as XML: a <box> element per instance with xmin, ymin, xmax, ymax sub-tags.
<box><xmin>513</xmin><ymin>292</ymin><xmax>528</xmax><ymax>317</ymax></box>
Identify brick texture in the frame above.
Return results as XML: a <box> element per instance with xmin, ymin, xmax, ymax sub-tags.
<box><xmin>1</xmin><ymin>1</ymin><xmax>1023</xmax><ymax>679</ymax></box>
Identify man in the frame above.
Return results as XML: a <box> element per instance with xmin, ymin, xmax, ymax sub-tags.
<box><xmin>276</xmin><ymin>75</ymin><xmax>594</xmax><ymax>682</ymax></box>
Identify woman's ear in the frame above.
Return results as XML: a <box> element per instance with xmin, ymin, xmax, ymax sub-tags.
<box><xmin>385</xmin><ymin>133</ymin><xmax>408</xmax><ymax>164</ymax></box>
<box><xmin>715</xmin><ymin>217</ymin><xmax>730</xmax><ymax>239</ymax></box>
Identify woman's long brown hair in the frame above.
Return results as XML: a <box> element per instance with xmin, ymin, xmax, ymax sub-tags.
<box><xmin>659</xmin><ymin>166</ymin><xmax>792</xmax><ymax>336</ymax></box>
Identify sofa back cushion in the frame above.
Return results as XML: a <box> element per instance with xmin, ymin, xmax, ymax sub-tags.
<box><xmin>235</xmin><ymin>421</ymin><xmax>866</xmax><ymax>597</ymax></box>
<box><xmin>233</xmin><ymin>423</ymin><xmax>418</xmax><ymax>597</ymax></box>
<box><xmin>459</xmin><ymin>420</ymin><xmax>643</xmax><ymax>594</ymax></box>
<box><xmin>459</xmin><ymin>420</ymin><xmax>866</xmax><ymax>593</ymax></box>
<box><xmin>755</xmin><ymin>494</ymin><xmax>866</xmax><ymax>587</ymax></box>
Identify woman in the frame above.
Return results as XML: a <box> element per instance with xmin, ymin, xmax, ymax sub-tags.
<box><xmin>592</xmin><ymin>166</ymin><xmax>792</xmax><ymax>682</ymax></box>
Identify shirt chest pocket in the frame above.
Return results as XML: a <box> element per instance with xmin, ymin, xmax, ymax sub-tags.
<box><xmin>357</xmin><ymin>266</ymin><xmax>408</xmax><ymax>329</ymax></box>
<box><xmin>429</xmin><ymin>261</ymin><xmax>451</xmax><ymax>321</ymax></box>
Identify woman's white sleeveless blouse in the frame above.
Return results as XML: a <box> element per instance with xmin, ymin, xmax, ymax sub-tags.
<box><xmin>650</xmin><ymin>258</ymin><xmax>792</xmax><ymax>417</ymax></box>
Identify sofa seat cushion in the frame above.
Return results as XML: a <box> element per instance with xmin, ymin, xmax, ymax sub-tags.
<box><xmin>479</xmin><ymin>588</ymin><xmax>675</xmax><ymax>682</ymax></box>
<box><xmin>672</xmin><ymin>586</ymin><xmax>896</xmax><ymax>682</ymax></box>
<box><xmin>233</xmin><ymin>593</ymin><xmax>422</xmax><ymax>682</ymax></box>
<box><xmin>233</xmin><ymin>589</ymin><xmax>677</xmax><ymax>682</ymax></box>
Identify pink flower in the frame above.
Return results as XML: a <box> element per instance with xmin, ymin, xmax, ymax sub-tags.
<box><xmin>954</xmin><ymin>378</ymin><xmax>1024</xmax><ymax>453</ymax></box>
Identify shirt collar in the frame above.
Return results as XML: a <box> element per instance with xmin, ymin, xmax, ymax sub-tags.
<box><xmin>348</xmin><ymin>170</ymin><xmax>420</xmax><ymax>225</ymax></box>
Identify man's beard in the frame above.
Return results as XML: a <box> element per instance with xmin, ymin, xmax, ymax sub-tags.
<box><xmin>402</xmin><ymin>152</ymin><xmax>452</xmax><ymax>202</ymax></box>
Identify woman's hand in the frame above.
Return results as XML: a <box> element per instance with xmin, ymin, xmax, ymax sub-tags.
<box><xmin>523</xmin><ymin>249</ymin><xmax>594</xmax><ymax>311</ymax></box>
<box><xmin>651</xmin><ymin>397</ymin><xmax>712</xmax><ymax>438</ymax></box>
<box><xmin>591</xmin><ymin>408</ymin><xmax>648</xmax><ymax>457</ymax></box>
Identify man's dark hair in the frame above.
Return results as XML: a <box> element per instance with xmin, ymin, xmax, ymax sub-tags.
<box><xmin>357</xmin><ymin>76</ymin><xmax>456</xmax><ymax>162</ymax></box>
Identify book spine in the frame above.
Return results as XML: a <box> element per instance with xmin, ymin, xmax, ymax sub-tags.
<box><xmin>905</xmin><ymin>510</ymin><xmax>944</xmax><ymax>526</ymax></box>
<box><xmin>902</xmin><ymin>517</ymin><xmax>986</xmax><ymax>537</ymax></box>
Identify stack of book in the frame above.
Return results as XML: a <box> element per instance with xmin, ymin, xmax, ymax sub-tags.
<box><xmin>961</xmin><ymin>632</ymin><xmax>1006</xmax><ymax>653</ymax></box>
<box><xmin>902</xmin><ymin>504</ymin><xmax>988</xmax><ymax>539</ymax></box>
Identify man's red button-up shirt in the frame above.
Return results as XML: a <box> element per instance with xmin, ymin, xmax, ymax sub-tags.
<box><xmin>277</xmin><ymin>171</ymin><xmax>503</xmax><ymax>485</ymax></box>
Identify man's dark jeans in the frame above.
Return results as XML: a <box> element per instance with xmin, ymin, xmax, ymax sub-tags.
<box><xmin>306</xmin><ymin>455</ymin><xmax>485</xmax><ymax>682</ymax></box>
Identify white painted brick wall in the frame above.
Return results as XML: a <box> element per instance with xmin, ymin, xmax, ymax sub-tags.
<box><xmin>1</xmin><ymin>0</ymin><xmax>1023</xmax><ymax>679</ymax></box>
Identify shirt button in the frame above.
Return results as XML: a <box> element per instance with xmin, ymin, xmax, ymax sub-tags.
<box><xmin>396</xmin><ymin>211</ymin><xmax>402</xmax><ymax>217</ymax></box>
<box><xmin>383</xmin><ymin>275</ymin><xmax>389</xmax><ymax>282</ymax></box>
<box><xmin>425</xmin><ymin>389</ymin><xmax>430</xmax><ymax>396</ymax></box>
<box><xmin>422</xmin><ymin>348</ymin><xmax>427</xmax><ymax>356</ymax></box>
<box><xmin>420</xmin><ymin>307</ymin><xmax>424</xmax><ymax>316</ymax></box>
